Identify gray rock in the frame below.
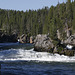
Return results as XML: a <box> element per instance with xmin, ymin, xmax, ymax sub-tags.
<box><xmin>53</xmin><ymin>47</ymin><xmax>58</xmax><ymax>53</ymax></box>
<box><xmin>34</xmin><ymin>34</ymin><xmax>75</xmax><ymax>56</ymax></box>
<box><xmin>34</xmin><ymin>34</ymin><xmax>54</xmax><ymax>52</ymax></box>
<box><xmin>57</xmin><ymin>29</ymin><xmax>61</xmax><ymax>39</ymax></box>
<box><xmin>64</xmin><ymin>34</ymin><xmax>75</xmax><ymax>46</ymax></box>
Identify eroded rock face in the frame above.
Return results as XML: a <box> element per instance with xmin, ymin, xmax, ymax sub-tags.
<box><xmin>34</xmin><ymin>34</ymin><xmax>54</xmax><ymax>52</ymax></box>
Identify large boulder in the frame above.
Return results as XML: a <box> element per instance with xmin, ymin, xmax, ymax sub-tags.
<box><xmin>34</xmin><ymin>34</ymin><xmax>54</xmax><ymax>52</ymax></box>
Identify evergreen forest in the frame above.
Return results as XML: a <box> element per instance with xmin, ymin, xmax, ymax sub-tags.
<box><xmin>0</xmin><ymin>0</ymin><xmax>75</xmax><ymax>41</ymax></box>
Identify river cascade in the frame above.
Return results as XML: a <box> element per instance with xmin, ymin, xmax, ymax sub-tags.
<box><xmin>0</xmin><ymin>43</ymin><xmax>75</xmax><ymax>62</ymax></box>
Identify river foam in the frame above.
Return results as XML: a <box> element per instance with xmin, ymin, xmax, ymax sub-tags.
<box><xmin>0</xmin><ymin>48</ymin><xmax>75</xmax><ymax>62</ymax></box>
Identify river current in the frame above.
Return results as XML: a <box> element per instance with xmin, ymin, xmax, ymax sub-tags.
<box><xmin>0</xmin><ymin>43</ymin><xmax>75</xmax><ymax>75</ymax></box>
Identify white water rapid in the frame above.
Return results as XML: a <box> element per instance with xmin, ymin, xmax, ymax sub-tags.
<box><xmin>0</xmin><ymin>48</ymin><xmax>75</xmax><ymax>62</ymax></box>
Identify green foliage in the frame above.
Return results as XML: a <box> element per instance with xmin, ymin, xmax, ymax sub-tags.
<box><xmin>57</xmin><ymin>46</ymin><xmax>63</xmax><ymax>52</ymax></box>
<box><xmin>72</xmin><ymin>0</ymin><xmax>75</xmax><ymax>34</ymax></box>
<box><xmin>0</xmin><ymin>1</ymin><xmax>75</xmax><ymax>40</ymax></box>
<box><xmin>53</xmin><ymin>40</ymin><xmax>59</xmax><ymax>46</ymax></box>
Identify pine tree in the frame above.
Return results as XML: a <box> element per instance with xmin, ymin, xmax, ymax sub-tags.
<box><xmin>66</xmin><ymin>0</ymin><xmax>72</xmax><ymax>28</ymax></box>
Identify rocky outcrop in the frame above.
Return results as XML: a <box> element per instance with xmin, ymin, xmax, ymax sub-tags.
<box><xmin>64</xmin><ymin>34</ymin><xmax>75</xmax><ymax>46</ymax></box>
<box><xmin>34</xmin><ymin>34</ymin><xmax>75</xmax><ymax>56</ymax></box>
<box><xmin>18</xmin><ymin>34</ymin><xmax>33</xmax><ymax>43</ymax></box>
<box><xmin>18</xmin><ymin>34</ymin><xmax>26</xmax><ymax>43</ymax></box>
<box><xmin>34</xmin><ymin>34</ymin><xmax>54</xmax><ymax>52</ymax></box>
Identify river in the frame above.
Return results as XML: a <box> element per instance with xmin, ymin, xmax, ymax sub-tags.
<box><xmin>0</xmin><ymin>43</ymin><xmax>75</xmax><ymax>75</ymax></box>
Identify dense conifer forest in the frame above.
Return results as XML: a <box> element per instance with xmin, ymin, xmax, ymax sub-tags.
<box><xmin>0</xmin><ymin>0</ymin><xmax>75</xmax><ymax>41</ymax></box>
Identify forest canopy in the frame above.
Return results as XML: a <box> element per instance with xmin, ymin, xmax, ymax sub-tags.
<box><xmin>0</xmin><ymin>0</ymin><xmax>75</xmax><ymax>40</ymax></box>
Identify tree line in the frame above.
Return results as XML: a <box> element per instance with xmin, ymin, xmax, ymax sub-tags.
<box><xmin>0</xmin><ymin>0</ymin><xmax>75</xmax><ymax>41</ymax></box>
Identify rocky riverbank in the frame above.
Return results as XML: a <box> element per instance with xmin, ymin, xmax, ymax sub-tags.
<box><xmin>34</xmin><ymin>34</ymin><xmax>75</xmax><ymax>56</ymax></box>
<box><xmin>0</xmin><ymin>33</ymin><xmax>33</xmax><ymax>43</ymax></box>
<box><xmin>0</xmin><ymin>32</ymin><xmax>75</xmax><ymax>56</ymax></box>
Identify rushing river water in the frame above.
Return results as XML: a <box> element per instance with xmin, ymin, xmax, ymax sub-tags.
<box><xmin>0</xmin><ymin>43</ymin><xmax>75</xmax><ymax>75</ymax></box>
